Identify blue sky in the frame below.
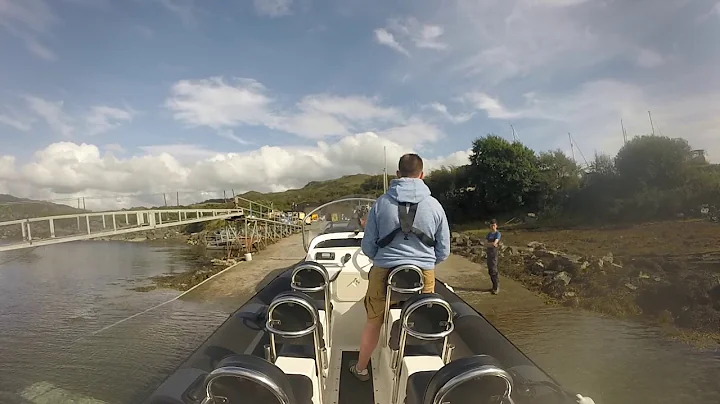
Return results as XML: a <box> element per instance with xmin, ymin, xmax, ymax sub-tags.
<box><xmin>0</xmin><ymin>0</ymin><xmax>719</xmax><ymax>206</ymax></box>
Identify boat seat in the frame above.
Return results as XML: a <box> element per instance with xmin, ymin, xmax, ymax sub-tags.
<box><xmin>388</xmin><ymin>293</ymin><xmax>455</xmax><ymax>351</ymax></box>
<box><xmin>405</xmin><ymin>355</ymin><xmax>513</xmax><ymax>404</ymax></box>
<box><xmin>382</xmin><ymin>265</ymin><xmax>427</xmax><ymax>348</ymax></box>
<box><xmin>291</xmin><ymin>261</ymin><xmax>333</xmax><ymax>346</ymax></box>
<box><xmin>207</xmin><ymin>354</ymin><xmax>313</xmax><ymax>404</ymax></box>
<box><xmin>267</xmin><ymin>291</ymin><xmax>326</xmax><ymax>356</ymax></box>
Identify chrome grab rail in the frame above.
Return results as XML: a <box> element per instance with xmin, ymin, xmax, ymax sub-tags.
<box><xmin>290</xmin><ymin>262</ymin><xmax>333</xmax><ymax>347</ymax></box>
<box><xmin>199</xmin><ymin>366</ymin><xmax>291</xmax><ymax>404</ymax></box>
<box><xmin>265</xmin><ymin>293</ymin><xmax>326</xmax><ymax>404</ymax></box>
<box><xmin>391</xmin><ymin>296</ymin><xmax>455</xmax><ymax>404</ymax></box>
<box><xmin>382</xmin><ymin>264</ymin><xmax>425</xmax><ymax>348</ymax></box>
<box><xmin>433</xmin><ymin>365</ymin><xmax>515</xmax><ymax>404</ymax></box>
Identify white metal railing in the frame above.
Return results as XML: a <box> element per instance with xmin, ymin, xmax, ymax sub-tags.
<box><xmin>0</xmin><ymin>208</ymin><xmax>299</xmax><ymax>252</ymax></box>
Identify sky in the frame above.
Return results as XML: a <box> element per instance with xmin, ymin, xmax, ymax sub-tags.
<box><xmin>0</xmin><ymin>0</ymin><xmax>719</xmax><ymax>209</ymax></box>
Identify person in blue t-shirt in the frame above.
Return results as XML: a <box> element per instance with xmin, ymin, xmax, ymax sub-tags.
<box><xmin>485</xmin><ymin>219</ymin><xmax>501</xmax><ymax>294</ymax></box>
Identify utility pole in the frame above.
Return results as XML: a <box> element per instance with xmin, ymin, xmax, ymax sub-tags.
<box><xmin>648</xmin><ymin>110</ymin><xmax>656</xmax><ymax>136</ymax></box>
<box><xmin>568</xmin><ymin>133</ymin><xmax>576</xmax><ymax>163</ymax></box>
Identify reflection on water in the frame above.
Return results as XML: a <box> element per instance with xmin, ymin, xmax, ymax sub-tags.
<box><xmin>0</xmin><ymin>241</ymin><xmax>229</xmax><ymax>404</ymax></box>
<box><xmin>465</xmin><ymin>295</ymin><xmax>720</xmax><ymax>404</ymax></box>
<box><xmin>0</xmin><ymin>242</ymin><xmax>718</xmax><ymax>404</ymax></box>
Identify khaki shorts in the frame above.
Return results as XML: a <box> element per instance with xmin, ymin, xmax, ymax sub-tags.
<box><xmin>363</xmin><ymin>265</ymin><xmax>435</xmax><ymax>324</ymax></box>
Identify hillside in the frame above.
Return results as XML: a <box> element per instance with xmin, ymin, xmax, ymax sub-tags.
<box><xmin>0</xmin><ymin>173</ymin><xmax>390</xmax><ymax>239</ymax></box>
<box><xmin>0</xmin><ymin>194</ymin><xmax>86</xmax><ymax>221</ymax></box>
<box><xmin>235</xmin><ymin>173</ymin><xmax>393</xmax><ymax>210</ymax></box>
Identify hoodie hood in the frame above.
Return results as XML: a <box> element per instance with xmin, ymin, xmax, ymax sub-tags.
<box><xmin>386</xmin><ymin>178</ymin><xmax>431</xmax><ymax>204</ymax></box>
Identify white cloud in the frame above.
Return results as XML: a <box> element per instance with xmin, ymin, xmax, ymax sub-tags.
<box><xmin>157</xmin><ymin>0</ymin><xmax>197</xmax><ymax>27</ymax></box>
<box><xmin>0</xmin><ymin>155</ymin><xmax>15</xmax><ymax>179</ymax></box>
<box><xmin>374</xmin><ymin>17</ymin><xmax>448</xmax><ymax>55</ymax></box>
<box><xmin>163</xmin><ymin>76</ymin><xmax>440</xmax><ymax>144</ymax></box>
<box><xmin>85</xmin><ymin>106</ymin><xmax>135</xmax><ymax>136</ymax></box>
<box><xmin>0</xmin><ymin>0</ymin><xmax>58</xmax><ymax>60</ymax></box>
<box><xmin>534</xmin><ymin>0</ymin><xmax>591</xmax><ymax>6</ymax></box>
<box><xmin>103</xmin><ymin>143</ymin><xmax>125</xmax><ymax>153</ymax></box>
<box><xmin>460</xmin><ymin>80</ymin><xmax>720</xmax><ymax>159</ymax></box>
<box><xmin>0</xmin><ymin>133</ymin><xmax>470</xmax><ymax>209</ymax></box>
<box><xmin>375</xmin><ymin>121</ymin><xmax>443</xmax><ymax>148</ymax></box>
<box><xmin>24</xmin><ymin>37</ymin><xmax>56</xmax><ymax>60</ymax></box>
<box><xmin>218</xmin><ymin>129</ymin><xmax>252</xmax><ymax>145</ymax></box>
<box><xmin>254</xmin><ymin>0</ymin><xmax>292</xmax><ymax>18</ymax></box>
<box><xmin>165</xmin><ymin>77</ymin><xmax>274</xmax><ymax>129</ymax></box>
<box><xmin>25</xmin><ymin>96</ymin><xmax>74</xmax><ymax>137</ymax></box>
<box><xmin>424</xmin><ymin>103</ymin><xmax>474</xmax><ymax>124</ymax></box>
<box><xmin>636</xmin><ymin>48</ymin><xmax>664</xmax><ymax>68</ymax></box>
<box><xmin>0</xmin><ymin>109</ymin><xmax>34</xmax><ymax>131</ymax></box>
<box><xmin>460</xmin><ymin>92</ymin><xmax>541</xmax><ymax>120</ymax></box>
<box><xmin>374</xmin><ymin>29</ymin><xmax>410</xmax><ymax>56</ymax></box>
<box><xmin>5</xmin><ymin>96</ymin><xmax>134</xmax><ymax>137</ymax></box>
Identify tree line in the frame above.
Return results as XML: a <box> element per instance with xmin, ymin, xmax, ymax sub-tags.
<box><xmin>424</xmin><ymin>134</ymin><xmax>720</xmax><ymax>225</ymax></box>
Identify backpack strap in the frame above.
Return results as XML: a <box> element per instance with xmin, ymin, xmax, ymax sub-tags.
<box><xmin>376</xmin><ymin>203</ymin><xmax>436</xmax><ymax>248</ymax></box>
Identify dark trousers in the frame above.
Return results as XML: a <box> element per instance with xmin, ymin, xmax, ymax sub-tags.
<box><xmin>486</xmin><ymin>249</ymin><xmax>499</xmax><ymax>290</ymax></box>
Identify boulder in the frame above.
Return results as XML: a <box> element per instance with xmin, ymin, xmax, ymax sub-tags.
<box><xmin>529</xmin><ymin>260</ymin><xmax>545</xmax><ymax>275</ymax></box>
<box><xmin>553</xmin><ymin>271</ymin><xmax>572</xmax><ymax>285</ymax></box>
<box><xmin>602</xmin><ymin>252</ymin><xmax>614</xmax><ymax>264</ymax></box>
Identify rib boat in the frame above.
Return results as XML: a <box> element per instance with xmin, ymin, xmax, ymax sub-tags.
<box><xmin>144</xmin><ymin>197</ymin><xmax>596</xmax><ymax>404</ymax></box>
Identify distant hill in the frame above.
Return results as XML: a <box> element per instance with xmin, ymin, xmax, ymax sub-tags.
<box><xmin>199</xmin><ymin>174</ymin><xmax>394</xmax><ymax>211</ymax></box>
<box><xmin>0</xmin><ymin>173</ymin><xmax>392</xmax><ymax>225</ymax></box>
<box><xmin>0</xmin><ymin>194</ymin><xmax>85</xmax><ymax>221</ymax></box>
<box><xmin>237</xmin><ymin>174</ymin><xmax>394</xmax><ymax>211</ymax></box>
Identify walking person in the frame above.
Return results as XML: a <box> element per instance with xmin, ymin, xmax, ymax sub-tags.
<box><xmin>348</xmin><ymin>153</ymin><xmax>451</xmax><ymax>381</ymax></box>
<box><xmin>485</xmin><ymin>219</ymin><xmax>501</xmax><ymax>294</ymax></box>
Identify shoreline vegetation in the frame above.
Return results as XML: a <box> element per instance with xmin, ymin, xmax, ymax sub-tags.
<box><xmin>423</xmin><ymin>133</ymin><xmax>719</xmax><ymax>346</ymax></box>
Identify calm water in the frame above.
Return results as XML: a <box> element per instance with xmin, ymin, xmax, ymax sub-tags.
<box><xmin>0</xmin><ymin>242</ymin><xmax>718</xmax><ymax>404</ymax></box>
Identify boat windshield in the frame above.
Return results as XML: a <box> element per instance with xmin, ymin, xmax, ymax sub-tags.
<box><xmin>301</xmin><ymin>197</ymin><xmax>376</xmax><ymax>252</ymax></box>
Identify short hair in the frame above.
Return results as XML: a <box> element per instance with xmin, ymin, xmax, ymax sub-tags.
<box><xmin>398</xmin><ymin>153</ymin><xmax>423</xmax><ymax>177</ymax></box>
<box><xmin>490</xmin><ymin>219</ymin><xmax>497</xmax><ymax>225</ymax></box>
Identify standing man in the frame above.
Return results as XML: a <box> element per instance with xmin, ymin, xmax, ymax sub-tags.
<box><xmin>485</xmin><ymin>219</ymin><xmax>501</xmax><ymax>294</ymax></box>
<box><xmin>349</xmin><ymin>153</ymin><xmax>451</xmax><ymax>381</ymax></box>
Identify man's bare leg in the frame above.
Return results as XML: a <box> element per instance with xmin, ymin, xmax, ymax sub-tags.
<box><xmin>356</xmin><ymin>320</ymin><xmax>382</xmax><ymax>371</ymax></box>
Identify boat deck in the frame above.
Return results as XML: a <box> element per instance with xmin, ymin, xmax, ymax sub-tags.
<box><xmin>338</xmin><ymin>351</ymin><xmax>374</xmax><ymax>404</ymax></box>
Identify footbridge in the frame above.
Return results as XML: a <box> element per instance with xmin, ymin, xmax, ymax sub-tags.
<box><xmin>0</xmin><ymin>207</ymin><xmax>301</xmax><ymax>253</ymax></box>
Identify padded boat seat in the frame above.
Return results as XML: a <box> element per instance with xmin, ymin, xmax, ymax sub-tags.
<box><xmin>405</xmin><ymin>355</ymin><xmax>510</xmax><ymax>404</ymax></box>
<box><xmin>268</xmin><ymin>291</ymin><xmax>326</xmax><ymax>358</ymax></box>
<box><xmin>212</xmin><ymin>354</ymin><xmax>313</xmax><ymax>404</ymax></box>
<box><xmin>309</xmin><ymin>299</ymin><xmax>333</xmax><ymax>313</ymax></box>
<box><xmin>291</xmin><ymin>262</ymin><xmax>333</xmax><ymax>325</ymax></box>
<box><xmin>388</xmin><ymin>293</ymin><xmax>454</xmax><ymax>351</ymax></box>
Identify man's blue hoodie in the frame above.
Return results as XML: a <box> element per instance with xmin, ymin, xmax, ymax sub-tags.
<box><xmin>361</xmin><ymin>177</ymin><xmax>451</xmax><ymax>270</ymax></box>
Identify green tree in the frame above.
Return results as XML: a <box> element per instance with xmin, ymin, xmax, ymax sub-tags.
<box><xmin>468</xmin><ymin>134</ymin><xmax>539</xmax><ymax>215</ymax></box>
<box><xmin>534</xmin><ymin>149</ymin><xmax>581</xmax><ymax>212</ymax></box>
<box><xmin>614</xmin><ymin>135</ymin><xmax>694</xmax><ymax>190</ymax></box>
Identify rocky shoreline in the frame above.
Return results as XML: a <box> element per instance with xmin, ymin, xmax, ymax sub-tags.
<box><xmin>130</xmin><ymin>229</ymin><xmax>281</xmax><ymax>292</ymax></box>
<box><xmin>451</xmin><ymin>232</ymin><xmax>720</xmax><ymax>344</ymax></box>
